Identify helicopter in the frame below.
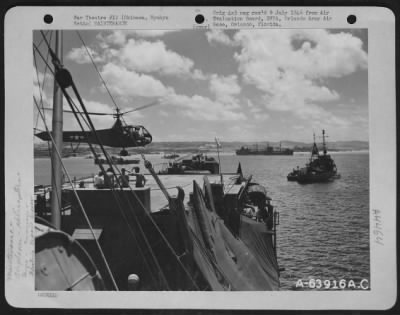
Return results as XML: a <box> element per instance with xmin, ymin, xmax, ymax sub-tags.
<box><xmin>35</xmin><ymin>102</ymin><xmax>157</xmax><ymax>156</ymax></box>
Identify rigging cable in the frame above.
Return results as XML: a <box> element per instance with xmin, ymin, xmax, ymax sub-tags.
<box><xmin>36</xmin><ymin>34</ymin><xmax>167</xmax><ymax>289</ymax></box>
<box><xmin>33</xmin><ymin>96</ymin><xmax>119</xmax><ymax>291</ymax></box>
<box><xmin>33</xmin><ymin>30</ymin><xmax>53</xmax><ymax>144</ymax></box>
<box><xmin>33</xmin><ymin>41</ymin><xmax>108</xmax><ymax>164</ymax></box>
<box><xmin>36</xmin><ymin>30</ymin><xmax>51</xmax><ymax>50</ymax></box>
<box><xmin>33</xmin><ymin>97</ymin><xmax>64</xmax><ymax>215</ymax></box>
<box><xmin>38</xmin><ymin>31</ymin><xmax>200</xmax><ymax>290</ymax></box>
<box><xmin>75</xmin><ymin>31</ymin><xmax>202</xmax><ymax>289</ymax></box>
<box><xmin>75</xmin><ymin>30</ymin><xmax>120</xmax><ymax>112</ymax></box>
<box><xmin>69</xmin><ymin>34</ymin><xmax>186</xmax><ymax>288</ymax></box>
<box><xmin>33</xmin><ymin>30</ymin><xmax>53</xmax><ymax>136</ymax></box>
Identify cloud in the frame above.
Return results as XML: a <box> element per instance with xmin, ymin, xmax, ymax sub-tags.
<box><xmin>33</xmin><ymin>69</ymin><xmax>53</xmax><ymax>87</ymax></box>
<box><xmin>209</xmin><ymin>74</ymin><xmax>241</xmax><ymax>104</ymax></box>
<box><xmin>100</xmin><ymin>30</ymin><xmax>127</xmax><ymax>46</ymax></box>
<box><xmin>97</xmin><ymin>64</ymin><xmax>245</xmax><ymax>121</ymax></box>
<box><xmin>206</xmin><ymin>30</ymin><xmax>236</xmax><ymax>46</ymax></box>
<box><xmin>116</xmin><ymin>39</ymin><xmax>195</xmax><ymax>76</ymax></box>
<box><xmin>132</xmin><ymin>30</ymin><xmax>178</xmax><ymax>38</ymax></box>
<box><xmin>226</xmin><ymin>125</ymin><xmax>257</xmax><ymax>141</ymax></box>
<box><xmin>234</xmin><ymin>29</ymin><xmax>367</xmax><ymax>81</ymax></box>
<box><xmin>33</xmin><ymin>72</ymin><xmax>52</xmax><ymax>106</ymax></box>
<box><xmin>159</xmin><ymin>110</ymin><xmax>169</xmax><ymax>117</ymax></box>
<box><xmin>165</xmin><ymin>93</ymin><xmax>246</xmax><ymax>121</ymax></box>
<box><xmin>100</xmin><ymin>63</ymin><xmax>174</xmax><ymax>98</ymax></box>
<box><xmin>230</xmin><ymin>29</ymin><xmax>367</xmax><ymax>125</ymax></box>
<box><xmin>66</xmin><ymin>46</ymin><xmax>104</xmax><ymax>64</ymax></box>
<box><xmin>92</xmin><ymin>33</ymin><xmax>206</xmax><ymax>79</ymax></box>
<box><xmin>254</xmin><ymin>113</ymin><xmax>270</xmax><ymax>121</ymax></box>
<box><xmin>98</xmin><ymin>30</ymin><xmax>179</xmax><ymax>47</ymax></box>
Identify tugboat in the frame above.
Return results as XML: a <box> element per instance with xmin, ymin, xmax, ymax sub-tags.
<box><xmin>287</xmin><ymin>130</ymin><xmax>340</xmax><ymax>183</ymax></box>
<box><xmin>159</xmin><ymin>153</ymin><xmax>220</xmax><ymax>174</ymax></box>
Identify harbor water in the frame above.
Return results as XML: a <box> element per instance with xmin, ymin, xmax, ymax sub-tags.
<box><xmin>34</xmin><ymin>151</ymin><xmax>369</xmax><ymax>290</ymax></box>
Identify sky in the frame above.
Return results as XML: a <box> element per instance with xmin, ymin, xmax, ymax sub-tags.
<box><xmin>33</xmin><ymin>29</ymin><xmax>368</xmax><ymax>143</ymax></box>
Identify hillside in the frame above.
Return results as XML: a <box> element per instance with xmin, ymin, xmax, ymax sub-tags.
<box><xmin>34</xmin><ymin>140</ymin><xmax>369</xmax><ymax>157</ymax></box>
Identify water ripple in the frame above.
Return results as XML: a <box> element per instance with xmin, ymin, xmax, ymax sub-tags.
<box><xmin>219</xmin><ymin>153</ymin><xmax>370</xmax><ymax>290</ymax></box>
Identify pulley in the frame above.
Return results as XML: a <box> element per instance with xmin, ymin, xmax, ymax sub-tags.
<box><xmin>55</xmin><ymin>68</ymin><xmax>73</xmax><ymax>89</ymax></box>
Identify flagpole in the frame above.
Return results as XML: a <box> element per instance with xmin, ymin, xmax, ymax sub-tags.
<box><xmin>215</xmin><ymin>137</ymin><xmax>223</xmax><ymax>186</ymax></box>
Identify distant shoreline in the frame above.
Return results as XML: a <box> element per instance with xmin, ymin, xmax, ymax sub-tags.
<box><xmin>34</xmin><ymin>149</ymin><xmax>370</xmax><ymax>159</ymax></box>
<box><xmin>34</xmin><ymin>139</ymin><xmax>369</xmax><ymax>158</ymax></box>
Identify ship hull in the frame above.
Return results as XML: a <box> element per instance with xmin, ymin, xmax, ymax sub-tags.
<box><xmin>35</xmin><ymin>173</ymin><xmax>280</xmax><ymax>291</ymax></box>
<box><xmin>296</xmin><ymin>171</ymin><xmax>337</xmax><ymax>183</ymax></box>
<box><xmin>236</xmin><ymin>151</ymin><xmax>293</xmax><ymax>156</ymax></box>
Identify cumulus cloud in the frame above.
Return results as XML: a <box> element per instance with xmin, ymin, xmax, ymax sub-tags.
<box><xmin>33</xmin><ymin>71</ymin><xmax>52</xmax><ymax>133</ymax></box>
<box><xmin>66</xmin><ymin>46</ymin><xmax>104</xmax><ymax>64</ymax></box>
<box><xmin>98</xmin><ymin>30</ymin><xmax>179</xmax><ymax>47</ymax></box>
<box><xmin>117</xmin><ymin>39</ymin><xmax>195</xmax><ymax>76</ymax></box>
<box><xmin>165</xmin><ymin>93</ymin><xmax>246</xmax><ymax>121</ymax></box>
<box><xmin>244</xmin><ymin>99</ymin><xmax>271</xmax><ymax>121</ymax></box>
<box><xmin>100</xmin><ymin>63</ymin><xmax>174</xmax><ymax>98</ymax></box>
<box><xmin>33</xmin><ymin>70</ymin><xmax>52</xmax><ymax>87</ymax></box>
<box><xmin>255</xmin><ymin>113</ymin><xmax>270</xmax><ymax>121</ymax></box>
<box><xmin>132</xmin><ymin>30</ymin><xmax>178</xmax><ymax>38</ymax></box>
<box><xmin>229</xmin><ymin>29</ymin><xmax>367</xmax><ymax>125</ymax></box>
<box><xmin>209</xmin><ymin>74</ymin><xmax>241</xmax><ymax>104</ymax></box>
<box><xmin>33</xmin><ymin>70</ymin><xmax>53</xmax><ymax>105</ymax></box>
<box><xmin>91</xmin><ymin>32</ymin><xmax>206</xmax><ymax>79</ymax></box>
<box><xmin>206</xmin><ymin>30</ymin><xmax>236</xmax><ymax>46</ymax></box>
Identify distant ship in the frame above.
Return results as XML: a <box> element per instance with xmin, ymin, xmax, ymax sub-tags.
<box><xmin>287</xmin><ymin>130</ymin><xmax>340</xmax><ymax>183</ymax></box>
<box><xmin>94</xmin><ymin>155</ymin><xmax>140</xmax><ymax>165</ymax></box>
<box><xmin>159</xmin><ymin>153</ymin><xmax>220</xmax><ymax>174</ymax></box>
<box><xmin>162</xmin><ymin>153</ymin><xmax>180</xmax><ymax>159</ymax></box>
<box><xmin>236</xmin><ymin>142</ymin><xmax>293</xmax><ymax>156</ymax></box>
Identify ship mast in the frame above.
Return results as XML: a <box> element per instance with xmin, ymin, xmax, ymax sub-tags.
<box><xmin>322</xmin><ymin>129</ymin><xmax>327</xmax><ymax>155</ymax></box>
<box><xmin>310</xmin><ymin>132</ymin><xmax>318</xmax><ymax>163</ymax></box>
<box><xmin>50</xmin><ymin>31</ymin><xmax>63</xmax><ymax>229</ymax></box>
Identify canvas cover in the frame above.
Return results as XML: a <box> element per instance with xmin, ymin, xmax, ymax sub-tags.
<box><xmin>188</xmin><ymin>181</ymin><xmax>279</xmax><ymax>290</ymax></box>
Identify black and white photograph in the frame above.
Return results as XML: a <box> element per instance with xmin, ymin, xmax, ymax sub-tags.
<box><xmin>32</xmin><ymin>27</ymin><xmax>370</xmax><ymax>291</ymax></box>
<box><xmin>4</xmin><ymin>6</ymin><xmax>396</xmax><ymax>309</ymax></box>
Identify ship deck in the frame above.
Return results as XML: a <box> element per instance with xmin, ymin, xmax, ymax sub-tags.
<box><xmin>66</xmin><ymin>173</ymin><xmax>240</xmax><ymax>212</ymax></box>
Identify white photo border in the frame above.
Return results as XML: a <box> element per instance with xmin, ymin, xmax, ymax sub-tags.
<box><xmin>4</xmin><ymin>6</ymin><xmax>396</xmax><ymax>310</ymax></box>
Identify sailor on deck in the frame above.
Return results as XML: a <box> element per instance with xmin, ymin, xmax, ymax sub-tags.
<box><xmin>118</xmin><ymin>168</ymin><xmax>130</xmax><ymax>188</ymax></box>
<box><xmin>131</xmin><ymin>167</ymin><xmax>146</xmax><ymax>188</ymax></box>
<box><xmin>94</xmin><ymin>171</ymin><xmax>105</xmax><ymax>188</ymax></box>
<box><xmin>104</xmin><ymin>168</ymin><xmax>115</xmax><ymax>188</ymax></box>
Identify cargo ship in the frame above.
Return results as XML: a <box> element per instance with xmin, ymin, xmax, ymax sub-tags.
<box><xmin>236</xmin><ymin>142</ymin><xmax>293</xmax><ymax>156</ymax></box>
<box><xmin>162</xmin><ymin>153</ymin><xmax>180</xmax><ymax>159</ymax></box>
<box><xmin>94</xmin><ymin>154</ymin><xmax>140</xmax><ymax>165</ymax></box>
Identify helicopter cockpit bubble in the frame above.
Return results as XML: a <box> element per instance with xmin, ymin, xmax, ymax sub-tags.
<box><xmin>123</xmin><ymin>125</ymin><xmax>152</xmax><ymax>145</ymax></box>
<box><xmin>140</xmin><ymin>126</ymin><xmax>152</xmax><ymax>144</ymax></box>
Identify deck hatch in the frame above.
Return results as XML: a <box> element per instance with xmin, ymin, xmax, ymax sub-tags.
<box><xmin>72</xmin><ymin>228</ymin><xmax>103</xmax><ymax>240</ymax></box>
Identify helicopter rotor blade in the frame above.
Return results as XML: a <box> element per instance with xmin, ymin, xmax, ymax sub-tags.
<box><xmin>41</xmin><ymin>98</ymin><xmax>162</xmax><ymax>117</ymax></box>
<box><xmin>121</xmin><ymin>100</ymin><xmax>161</xmax><ymax>115</ymax></box>
<box><xmin>41</xmin><ymin>107</ymin><xmax>113</xmax><ymax>116</ymax></box>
